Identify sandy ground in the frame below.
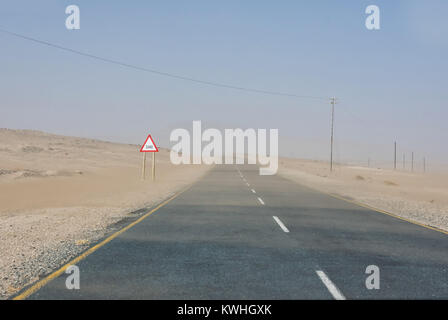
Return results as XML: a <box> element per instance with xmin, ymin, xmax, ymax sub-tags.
<box><xmin>278</xmin><ymin>158</ymin><xmax>448</xmax><ymax>233</ymax></box>
<box><xmin>0</xmin><ymin>128</ymin><xmax>210</xmax><ymax>299</ymax></box>
<box><xmin>2</xmin><ymin>128</ymin><xmax>447</xmax><ymax>299</ymax></box>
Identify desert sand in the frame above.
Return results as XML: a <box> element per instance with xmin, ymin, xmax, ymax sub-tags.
<box><xmin>278</xmin><ymin>158</ymin><xmax>448</xmax><ymax>233</ymax></box>
<box><xmin>0</xmin><ymin>128</ymin><xmax>210</xmax><ymax>299</ymax></box>
<box><xmin>2</xmin><ymin>128</ymin><xmax>447</xmax><ymax>299</ymax></box>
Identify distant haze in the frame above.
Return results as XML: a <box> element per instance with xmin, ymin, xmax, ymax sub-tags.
<box><xmin>1</xmin><ymin>1</ymin><xmax>447</xmax><ymax>170</ymax></box>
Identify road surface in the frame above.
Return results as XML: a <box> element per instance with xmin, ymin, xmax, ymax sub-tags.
<box><xmin>19</xmin><ymin>165</ymin><xmax>448</xmax><ymax>299</ymax></box>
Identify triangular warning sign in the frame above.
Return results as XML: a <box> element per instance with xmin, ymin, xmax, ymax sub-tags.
<box><xmin>140</xmin><ymin>134</ymin><xmax>159</xmax><ymax>152</ymax></box>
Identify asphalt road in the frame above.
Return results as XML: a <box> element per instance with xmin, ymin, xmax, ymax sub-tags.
<box><xmin>24</xmin><ymin>165</ymin><xmax>448</xmax><ymax>299</ymax></box>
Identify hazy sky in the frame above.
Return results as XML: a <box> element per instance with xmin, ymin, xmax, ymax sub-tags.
<box><xmin>1</xmin><ymin>1</ymin><xmax>447</xmax><ymax>168</ymax></box>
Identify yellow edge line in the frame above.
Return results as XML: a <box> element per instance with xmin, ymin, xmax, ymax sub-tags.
<box><xmin>304</xmin><ymin>184</ymin><xmax>448</xmax><ymax>236</ymax></box>
<box><xmin>12</xmin><ymin>187</ymin><xmax>189</xmax><ymax>300</ymax></box>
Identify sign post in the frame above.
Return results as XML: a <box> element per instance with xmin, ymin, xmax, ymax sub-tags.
<box><xmin>141</xmin><ymin>152</ymin><xmax>146</xmax><ymax>180</ymax></box>
<box><xmin>140</xmin><ymin>134</ymin><xmax>159</xmax><ymax>181</ymax></box>
<box><xmin>152</xmin><ymin>152</ymin><xmax>156</xmax><ymax>181</ymax></box>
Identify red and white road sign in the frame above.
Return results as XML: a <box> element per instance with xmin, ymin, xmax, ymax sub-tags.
<box><xmin>140</xmin><ymin>134</ymin><xmax>159</xmax><ymax>152</ymax></box>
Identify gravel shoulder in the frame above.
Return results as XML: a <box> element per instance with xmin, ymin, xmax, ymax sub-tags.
<box><xmin>278</xmin><ymin>158</ymin><xmax>448</xmax><ymax>233</ymax></box>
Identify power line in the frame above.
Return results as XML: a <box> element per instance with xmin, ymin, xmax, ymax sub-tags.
<box><xmin>0</xmin><ymin>28</ymin><xmax>329</xmax><ymax>101</ymax></box>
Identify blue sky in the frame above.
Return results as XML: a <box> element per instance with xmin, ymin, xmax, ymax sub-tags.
<box><xmin>1</xmin><ymin>1</ymin><xmax>447</xmax><ymax>167</ymax></box>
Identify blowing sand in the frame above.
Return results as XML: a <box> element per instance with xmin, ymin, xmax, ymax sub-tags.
<box><xmin>279</xmin><ymin>158</ymin><xmax>448</xmax><ymax>233</ymax></box>
<box><xmin>0</xmin><ymin>129</ymin><xmax>210</xmax><ymax>299</ymax></box>
<box><xmin>2</xmin><ymin>128</ymin><xmax>447</xmax><ymax>299</ymax></box>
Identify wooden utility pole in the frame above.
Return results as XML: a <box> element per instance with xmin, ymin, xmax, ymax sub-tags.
<box><xmin>330</xmin><ymin>97</ymin><xmax>337</xmax><ymax>172</ymax></box>
<box><xmin>403</xmin><ymin>153</ymin><xmax>405</xmax><ymax>170</ymax></box>
<box><xmin>411</xmin><ymin>152</ymin><xmax>414</xmax><ymax>172</ymax></box>
<box><xmin>423</xmin><ymin>157</ymin><xmax>426</xmax><ymax>173</ymax></box>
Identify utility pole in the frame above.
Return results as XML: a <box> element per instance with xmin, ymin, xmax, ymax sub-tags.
<box><xmin>411</xmin><ymin>152</ymin><xmax>414</xmax><ymax>172</ymax></box>
<box><xmin>394</xmin><ymin>141</ymin><xmax>397</xmax><ymax>170</ymax></box>
<box><xmin>423</xmin><ymin>157</ymin><xmax>426</xmax><ymax>173</ymax></box>
<box><xmin>403</xmin><ymin>153</ymin><xmax>405</xmax><ymax>170</ymax></box>
<box><xmin>330</xmin><ymin>97</ymin><xmax>337</xmax><ymax>172</ymax></box>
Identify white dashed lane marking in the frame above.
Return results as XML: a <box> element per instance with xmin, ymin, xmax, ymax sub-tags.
<box><xmin>315</xmin><ymin>270</ymin><xmax>346</xmax><ymax>300</ymax></box>
<box><xmin>237</xmin><ymin>166</ymin><xmax>345</xmax><ymax>301</ymax></box>
<box><xmin>273</xmin><ymin>216</ymin><xmax>289</xmax><ymax>233</ymax></box>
